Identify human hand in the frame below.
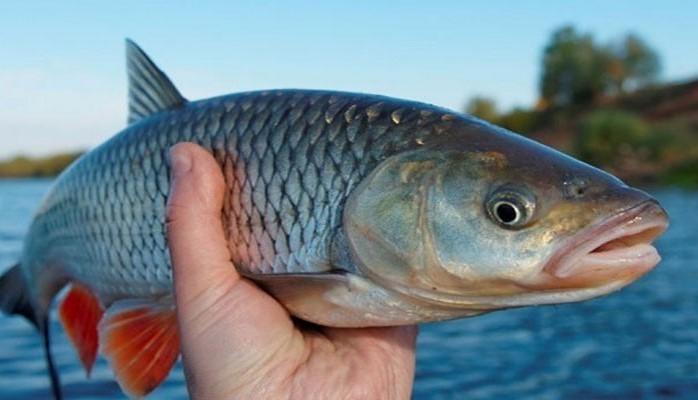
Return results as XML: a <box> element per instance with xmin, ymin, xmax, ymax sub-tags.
<box><xmin>166</xmin><ymin>142</ymin><xmax>418</xmax><ymax>399</ymax></box>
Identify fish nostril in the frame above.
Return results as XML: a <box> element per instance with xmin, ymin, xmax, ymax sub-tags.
<box><xmin>563</xmin><ymin>177</ymin><xmax>590</xmax><ymax>199</ymax></box>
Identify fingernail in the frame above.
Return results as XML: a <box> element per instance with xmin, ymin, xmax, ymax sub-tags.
<box><xmin>170</xmin><ymin>146</ymin><xmax>193</xmax><ymax>177</ymax></box>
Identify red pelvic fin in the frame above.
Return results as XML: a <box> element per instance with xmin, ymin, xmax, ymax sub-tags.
<box><xmin>98</xmin><ymin>298</ymin><xmax>180</xmax><ymax>397</ymax></box>
<box><xmin>58</xmin><ymin>282</ymin><xmax>104</xmax><ymax>376</ymax></box>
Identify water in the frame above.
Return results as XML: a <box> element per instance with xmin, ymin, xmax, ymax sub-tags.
<box><xmin>0</xmin><ymin>179</ymin><xmax>696</xmax><ymax>399</ymax></box>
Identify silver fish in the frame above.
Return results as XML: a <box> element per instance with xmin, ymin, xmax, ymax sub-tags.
<box><xmin>0</xmin><ymin>40</ymin><xmax>669</xmax><ymax>398</ymax></box>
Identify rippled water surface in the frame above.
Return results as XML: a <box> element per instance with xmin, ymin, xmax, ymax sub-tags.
<box><xmin>0</xmin><ymin>179</ymin><xmax>696</xmax><ymax>399</ymax></box>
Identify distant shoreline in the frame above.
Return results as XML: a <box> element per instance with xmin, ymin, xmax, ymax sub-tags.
<box><xmin>0</xmin><ymin>151</ymin><xmax>83</xmax><ymax>178</ymax></box>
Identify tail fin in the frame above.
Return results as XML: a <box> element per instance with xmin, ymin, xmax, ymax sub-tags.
<box><xmin>0</xmin><ymin>264</ymin><xmax>40</xmax><ymax>327</ymax></box>
<box><xmin>0</xmin><ymin>264</ymin><xmax>63</xmax><ymax>400</ymax></box>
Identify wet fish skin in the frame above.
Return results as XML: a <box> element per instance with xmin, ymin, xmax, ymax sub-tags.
<box><xmin>24</xmin><ymin>67</ymin><xmax>667</xmax><ymax>326</ymax></box>
<box><xmin>23</xmin><ymin>89</ymin><xmax>458</xmax><ymax>309</ymax></box>
<box><xmin>0</xmin><ymin>40</ymin><xmax>668</xmax><ymax>398</ymax></box>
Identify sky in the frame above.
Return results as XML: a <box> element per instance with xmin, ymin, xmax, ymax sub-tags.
<box><xmin>1</xmin><ymin>1</ymin><xmax>696</xmax><ymax>158</ymax></box>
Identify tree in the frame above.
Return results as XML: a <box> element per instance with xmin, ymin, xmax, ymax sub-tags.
<box><xmin>539</xmin><ymin>26</ymin><xmax>662</xmax><ymax>107</ymax></box>
<box><xmin>607</xmin><ymin>33</ymin><xmax>661</xmax><ymax>94</ymax></box>
<box><xmin>465</xmin><ymin>96</ymin><xmax>499</xmax><ymax>122</ymax></box>
<box><xmin>540</xmin><ymin>26</ymin><xmax>610</xmax><ymax>107</ymax></box>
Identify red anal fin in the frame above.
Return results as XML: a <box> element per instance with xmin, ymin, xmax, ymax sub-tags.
<box><xmin>58</xmin><ymin>282</ymin><xmax>104</xmax><ymax>376</ymax></box>
<box><xmin>98</xmin><ymin>298</ymin><xmax>180</xmax><ymax>398</ymax></box>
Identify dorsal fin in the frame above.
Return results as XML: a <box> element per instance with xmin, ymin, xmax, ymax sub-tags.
<box><xmin>126</xmin><ymin>39</ymin><xmax>187</xmax><ymax>124</ymax></box>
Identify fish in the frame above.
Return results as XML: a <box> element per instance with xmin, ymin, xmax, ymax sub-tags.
<box><xmin>0</xmin><ymin>40</ymin><xmax>668</xmax><ymax>398</ymax></box>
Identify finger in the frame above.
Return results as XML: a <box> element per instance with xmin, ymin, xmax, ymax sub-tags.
<box><xmin>165</xmin><ymin>143</ymin><xmax>300</xmax><ymax>396</ymax></box>
<box><xmin>166</xmin><ymin>142</ymin><xmax>290</xmax><ymax>322</ymax></box>
<box><xmin>166</xmin><ymin>142</ymin><xmax>238</xmax><ymax>310</ymax></box>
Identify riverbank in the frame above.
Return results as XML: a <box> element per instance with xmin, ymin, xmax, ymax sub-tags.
<box><xmin>0</xmin><ymin>151</ymin><xmax>83</xmax><ymax>178</ymax></box>
<box><xmin>494</xmin><ymin>78</ymin><xmax>698</xmax><ymax>188</ymax></box>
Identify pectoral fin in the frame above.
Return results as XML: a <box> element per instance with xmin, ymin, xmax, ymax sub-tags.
<box><xmin>249</xmin><ymin>272</ymin><xmax>430</xmax><ymax>327</ymax></box>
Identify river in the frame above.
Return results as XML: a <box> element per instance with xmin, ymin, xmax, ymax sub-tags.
<box><xmin>0</xmin><ymin>179</ymin><xmax>696</xmax><ymax>399</ymax></box>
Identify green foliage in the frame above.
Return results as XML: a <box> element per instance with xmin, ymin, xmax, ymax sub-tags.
<box><xmin>607</xmin><ymin>33</ymin><xmax>661</xmax><ymax>94</ymax></box>
<box><xmin>465</xmin><ymin>96</ymin><xmax>499</xmax><ymax>122</ymax></box>
<box><xmin>662</xmin><ymin>158</ymin><xmax>698</xmax><ymax>188</ymax></box>
<box><xmin>462</xmin><ymin>24</ymin><xmax>688</xmax><ymax>187</ymax></box>
<box><xmin>540</xmin><ymin>26</ymin><xmax>610</xmax><ymax>106</ymax></box>
<box><xmin>497</xmin><ymin>107</ymin><xmax>536</xmax><ymax>134</ymax></box>
<box><xmin>464</xmin><ymin>96</ymin><xmax>537</xmax><ymax>134</ymax></box>
<box><xmin>0</xmin><ymin>151</ymin><xmax>83</xmax><ymax>178</ymax></box>
<box><xmin>572</xmin><ymin>109</ymin><xmax>698</xmax><ymax>186</ymax></box>
<box><xmin>651</xmin><ymin>122</ymin><xmax>698</xmax><ymax>187</ymax></box>
<box><xmin>574</xmin><ymin>109</ymin><xmax>649</xmax><ymax>166</ymax></box>
<box><xmin>642</xmin><ymin>122</ymin><xmax>694</xmax><ymax>164</ymax></box>
<box><xmin>540</xmin><ymin>25</ymin><xmax>662</xmax><ymax>107</ymax></box>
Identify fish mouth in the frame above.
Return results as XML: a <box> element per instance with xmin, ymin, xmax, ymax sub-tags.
<box><xmin>538</xmin><ymin>200</ymin><xmax>669</xmax><ymax>288</ymax></box>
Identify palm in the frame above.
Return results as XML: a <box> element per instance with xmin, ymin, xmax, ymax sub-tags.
<box><xmin>297</xmin><ymin>326</ymin><xmax>417</xmax><ymax>399</ymax></box>
<box><xmin>182</xmin><ymin>280</ymin><xmax>416</xmax><ymax>399</ymax></box>
<box><xmin>166</xmin><ymin>143</ymin><xmax>417</xmax><ymax>399</ymax></box>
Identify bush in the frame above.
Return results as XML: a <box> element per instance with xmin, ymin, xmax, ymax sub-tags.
<box><xmin>498</xmin><ymin>108</ymin><xmax>537</xmax><ymax>134</ymax></box>
<box><xmin>574</xmin><ymin>109</ymin><xmax>649</xmax><ymax>167</ymax></box>
<box><xmin>643</xmin><ymin>122</ymin><xmax>692</xmax><ymax>164</ymax></box>
<box><xmin>662</xmin><ymin>158</ymin><xmax>698</xmax><ymax>188</ymax></box>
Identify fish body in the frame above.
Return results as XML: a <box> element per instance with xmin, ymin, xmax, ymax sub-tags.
<box><xmin>0</xmin><ymin>41</ymin><xmax>669</xmax><ymax>398</ymax></box>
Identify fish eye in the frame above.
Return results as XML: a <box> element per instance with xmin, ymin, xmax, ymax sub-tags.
<box><xmin>486</xmin><ymin>188</ymin><xmax>535</xmax><ymax>229</ymax></box>
<box><xmin>493</xmin><ymin>201</ymin><xmax>521</xmax><ymax>224</ymax></box>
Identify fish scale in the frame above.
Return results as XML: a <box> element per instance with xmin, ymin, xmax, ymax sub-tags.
<box><xmin>0</xmin><ymin>40</ymin><xmax>668</xmax><ymax>399</ymax></box>
<box><xmin>22</xmin><ymin>89</ymin><xmax>430</xmax><ymax>303</ymax></box>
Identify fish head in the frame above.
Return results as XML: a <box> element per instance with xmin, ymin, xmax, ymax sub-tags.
<box><xmin>344</xmin><ymin>120</ymin><xmax>669</xmax><ymax>314</ymax></box>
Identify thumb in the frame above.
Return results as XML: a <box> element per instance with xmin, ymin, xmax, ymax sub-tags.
<box><xmin>166</xmin><ymin>142</ymin><xmax>238</xmax><ymax>310</ymax></box>
<box><xmin>165</xmin><ymin>143</ymin><xmax>299</xmax><ymax>397</ymax></box>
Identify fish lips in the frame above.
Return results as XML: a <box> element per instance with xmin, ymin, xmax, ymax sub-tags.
<box><xmin>538</xmin><ymin>200</ymin><xmax>669</xmax><ymax>289</ymax></box>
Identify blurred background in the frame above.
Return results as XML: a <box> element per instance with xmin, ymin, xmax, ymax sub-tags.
<box><xmin>0</xmin><ymin>1</ymin><xmax>697</xmax><ymax>399</ymax></box>
<box><xmin>1</xmin><ymin>1</ymin><xmax>697</xmax><ymax>187</ymax></box>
